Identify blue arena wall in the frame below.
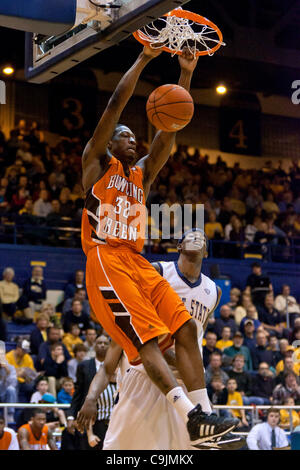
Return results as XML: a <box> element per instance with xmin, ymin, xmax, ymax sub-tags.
<box><xmin>0</xmin><ymin>244</ymin><xmax>299</xmax><ymax>298</ymax></box>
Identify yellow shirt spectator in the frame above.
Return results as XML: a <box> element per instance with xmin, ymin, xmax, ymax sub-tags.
<box><xmin>63</xmin><ymin>333</ymin><xmax>84</xmax><ymax>358</ymax></box>
<box><xmin>6</xmin><ymin>341</ymin><xmax>35</xmax><ymax>383</ymax></box>
<box><xmin>227</xmin><ymin>390</ymin><xmax>243</xmax><ymax>419</ymax></box>
<box><xmin>280</xmin><ymin>409</ymin><xmax>300</xmax><ymax>429</ymax></box>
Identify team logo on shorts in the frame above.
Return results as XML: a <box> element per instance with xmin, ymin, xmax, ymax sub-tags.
<box><xmin>204</xmin><ymin>288</ymin><xmax>210</xmax><ymax>295</ymax></box>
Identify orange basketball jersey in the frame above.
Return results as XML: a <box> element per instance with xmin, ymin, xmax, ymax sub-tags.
<box><xmin>81</xmin><ymin>156</ymin><xmax>146</xmax><ymax>255</ymax></box>
<box><xmin>20</xmin><ymin>423</ymin><xmax>49</xmax><ymax>450</ymax></box>
<box><xmin>0</xmin><ymin>430</ymin><xmax>12</xmax><ymax>450</ymax></box>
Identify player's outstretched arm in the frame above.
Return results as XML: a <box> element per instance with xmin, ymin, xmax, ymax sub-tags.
<box><xmin>76</xmin><ymin>340</ymin><xmax>123</xmax><ymax>432</ymax></box>
<box><xmin>82</xmin><ymin>46</ymin><xmax>162</xmax><ymax>193</ymax></box>
<box><xmin>137</xmin><ymin>48</ymin><xmax>199</xmax><ymax>197</ymax></box>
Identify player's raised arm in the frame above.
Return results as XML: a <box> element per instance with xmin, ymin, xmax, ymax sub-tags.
<box><xmin>137</xmin><ymin>48</ymin><xmax>199</xmax><ymax>197</ymax></box>
<box><xmin>82</xmin><ymin>46</ymin><xmax>162</xmax><ymax>193</ymax></box>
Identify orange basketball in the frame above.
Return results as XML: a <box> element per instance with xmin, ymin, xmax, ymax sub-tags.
<box><xmin>146</xmin><ymin>84</ymin><xmax>194</xmax><ymax>132</ymax></box>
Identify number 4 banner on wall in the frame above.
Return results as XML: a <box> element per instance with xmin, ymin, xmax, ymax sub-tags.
<box><xmin>219</xmin><ymin>106</ymin><xmax>261</xmax><ymax>156</ymax></box>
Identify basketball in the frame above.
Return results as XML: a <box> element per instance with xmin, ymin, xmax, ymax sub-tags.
<box><xmin>146</xmin><ymin>84</ymin><xmax>194</xmax><ymax>132</ymax></box>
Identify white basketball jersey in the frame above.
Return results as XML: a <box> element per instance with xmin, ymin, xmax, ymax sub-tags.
<box><xmin>159</xmin><ymin>261</ymin><xmax>218</xmax><ymax>351</ymax></box>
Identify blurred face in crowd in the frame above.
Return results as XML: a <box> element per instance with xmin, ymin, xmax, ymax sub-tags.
<box><xmin>85</xmin><ymin>329</ymin><xmax>97</xmax><ymax>345</ymax></box>
<box><xmin>51</xmin><ymin>200</ymin><xmax>60</xmax><ymax>213</ymax></box>
<box><xmin>70</xmin><ymin>324</ymin><xmax>81</xmax><ymax>337</ymax></box>
<box><xmin>244</xmin><ymin>322</ymin><xmax>255</xmax><ymax>336</ymax></box>
<box><xmin>24</xmin><ymin>199</ymin><xmax>33</xmax><ymax>212</ymax></box>
<box><xmin>252</xmin><ymin>265</ymin><xmax>262</xmax><ymax>276</ymax></box>
<box><xmin>95</xmin><ymin>335</ymin><xmax>110</xmax><ymax>360</ymax></box>
<box><xmin>232</xmin><ymin>355</ymin><xmax>245</xmax><ymax>372</ymax></box>
<box><xmin>72</xmin><ymin>300</ymin><xmax>83</xmax><ymax>315</ymax></box>
<box><xmin>210</xmin><ymin>354</ymin><xmax>222</xmax><ymax>369</ymax></box>
<box><xmin>40</xmin><ymin>189</ymin><xmax>49</xmax><ymax>202</ymax></box>
<box><xmin>220</xmin><ymin>305</ymin><xmax>232</xmax><ymax>319</ymax></box>
<box><xmin>32</xmin><ymin>266</ymin><xmax>43</xmax><ymax>280</ymax></box>
<box><xmin>221</xmin><ymin>326</ymin><xmax>231</xmax><ymax>340</ymax></box>
<box><xmin>258</xmin><ymin>363</ymin><xmax>269</xmax><ymax>377</ymax></box>
<box><xmin>269</xmin><ymin>336</ymin><xmax>278</xmax><ymax>350</ymax></box>
<box><xmin>208</xmin><ymin>211</ymin><xmax>217</xmax><ymax>223</ymax></box>
<box><xmin>205</xmin><ymin>332</ymin><xmax>217</xmax><ymax>349</ymax></box>
<box><xmin>256</xmin><ymin>332</ymin><xmax>267</xmax><ymax>347</ymax></box>
<box><xmin>279</xmin><ymin>339</ymin><xmax>289</xmax><ymax>355</ymax></box>
<box><xmin>75</xmin><ymin>349</ymin><xmax>87</xmax><ymax>362</ymax></box>
<box><xmin>63</xmin><ymin>380</ymin><xmax>74</xmax><ymax>394</ymax></box>
<box><xmin>265</xmin><ymin>294</ymin><xmax>274</xmax><ymax>309</ymax></box>
<box><xmin>211</xmin><ymin>378</ymin><xmax>223</xmax><ymax>391</ymax></box>
<box><xmin>37</xmin><ymin>380</ymin><xmax>49</xmax><ymax>395</ymax></box>
<box><xmin>37</xmin><ymin>317</ymin><xmax>48</xmax><ymax>330</ymax></box>
<box><xmin>284</xmin><ymin>357</ymin><xmax>294</xmax><ymax>371</ymax></box>
<box><xmin>246</xmin><ymin>306</ymin><xmax>257</xmax><ymax>319</ymax></box>
<box><xmin>3</xmin><ymin>268</ymin><xmax>14</xmax><ymax>282</ymax></box>
<box><xmin>48</xmin><ymin>328</ymin><xmax>61</xmax><ymax>343</ymax></box>
<box><xmin>227</xmin><ymin>379</ymin><xmax>237</xmax><ymax>393</ymax></box>
<box><xmin>285</xmin><ymin>374</ymin><xmax>298</xmax><ymax>389</ymax></box>
<box><xmin>233</xmin><ymin>334</ymin><xmax>243</xmax><ymax>347</ymax></box>
<box><xmin>75</xmin><ymin>270</ymin><xmax>84</xmax><ymax>284</ymax></box>
<box><xmin>75</xmin><ymin>289</ymin><xmax>86</xmax><ymax>302</ymax></box>
<box><xmin>51</xmin><ymin>344</ymin><xmax>64</xmax><ymax>359</ymax></box>
<box><xmin>282</xmin><ymin>285</ymin><xmax>290</xmax><ymax>297</ymax></box>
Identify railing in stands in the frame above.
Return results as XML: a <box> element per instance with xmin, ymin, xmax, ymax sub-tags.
<box><xmin>1</xmin><ymin>222</ymin><xmax>300</xmax><ymax>263</ymax></box>
<box><xmin>1</xmin><ymin>403</ymin><xmax>300</xmax><ymax>435</ymax></box>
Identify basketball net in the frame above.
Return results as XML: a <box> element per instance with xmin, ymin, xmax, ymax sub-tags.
<box><xmin>133</xmin><ymin>8</ymin><xmax>226</xmax><ymax>57</ymax></box>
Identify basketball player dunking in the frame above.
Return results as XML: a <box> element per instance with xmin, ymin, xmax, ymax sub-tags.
<box><xmin>81</xmin><ymin>44</ymin><xmax>238</xmax><ymax>447</ymax></box>
<box><xmin>77</xmin><ymin>229</ymin><xmax>245</xmax><ymax>450</ymax></box>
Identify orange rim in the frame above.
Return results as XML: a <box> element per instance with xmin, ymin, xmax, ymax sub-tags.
<box><xmin>133</xmin><ymin>9</ymin><xmax>224</xmax><ymax>57</ymax></box>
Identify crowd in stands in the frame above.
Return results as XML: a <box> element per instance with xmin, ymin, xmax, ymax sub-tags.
<box><xmin>0</xmin><ymin>258</ymin><xmax>300</xmax><ymax>449</ymax></box>
<box><xmin>0</xmin><ymin>120</ymin><xmax>300</xmax><ymax>257</ymax></box>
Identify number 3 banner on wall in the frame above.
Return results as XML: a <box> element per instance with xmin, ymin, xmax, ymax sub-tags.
<box><xmin>219</xmin><ymin>102</ymin><xmax>261</xmax><ymax>156</ymax></box>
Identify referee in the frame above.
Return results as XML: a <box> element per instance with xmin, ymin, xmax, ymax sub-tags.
<box><xmin>68</xmin><ymin>334</ymin><xmax>116</xmax><ymax>450</ymax></box>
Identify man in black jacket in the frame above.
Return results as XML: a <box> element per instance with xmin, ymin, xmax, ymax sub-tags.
<box><xmin>68</xmin><ymin>334</ymin><xmax>113</xmax><ymax>450</ymax></box>
<box><xmin>250</xmin><ymin>362</ymin><xmax>276</xmax><ymax>405</ymax></box>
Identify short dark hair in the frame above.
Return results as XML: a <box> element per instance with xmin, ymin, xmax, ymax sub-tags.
<box><xmin>32</xmin><ymin>408</ymin><xmax>47</xmax><ymax>417</ymax></box>
<box><xmin>73</xmin><ymin>343</ymin><xmax>87</xmax><ymax>355</ymax></box>
<box><xmin>251</xmin><ymin>262</ymin><xmax>261</xmax><ymax>269</ymax></box>
<box><xmin>266</xmin><ymin>407</ymin><xmax>280</xmax><ymax>417</ymax></box>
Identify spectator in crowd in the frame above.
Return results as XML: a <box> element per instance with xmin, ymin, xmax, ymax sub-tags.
<box><xmin>62</xmin><ymin>299</ymin><xmax>91</xmax><ymax>335</ymax></box>
<box><xmin>204</xmin><ymin>352</ymin><xmax>229</xmax><ymax>385</ymax></box>
<box><xmin>267</xmin><ymin>335</ymin><xmax>282</xmax><ymax>368</ymax></box>
<box><xmin>63</xmin><ymin>287</ymin><xmax>90</xmax><ymax>317</ymax></box>
<box><xmin>63</xmin><ymin>323</ymin><xmax>84</xmax><ymax>357</ymax></box>
<box><xmin>257</xmin><ymin>293</ymin><xmax>288</xmax><ymax>339</ymax></box>
<box><xmin>272</xmin><ymin>371</ymin><xmax>300</xmax><ymax>405</ymax></box>
<box><xmin>276</xmin><ymin>353</ymin><xmax>300</xmax><ymax>386</ymax></box>
<box><xmin>226</xmin><ymin>378</ymin><xmax>249</xmax><ymax>429</ymax></box>
<box><xmin>216</xmin><ymin>326</ymin><xmax>233</xmax><ymax>351</ymax></box>
<box><xmin>251</xmin><ymin>330</ymin><xmax>275</xmax><ymax>370</ymax></box>
<box><xmin>32</xmin><ymin>189</ymin><xmax>52</xmax><ymax>218</ymax></box>
<box><xmin>59</xmin><ymin>187</ymin><xmax>74</xmax><ymax>217</ymax></box>
<box><xmin>38</xmin><ymin>393</ymin><xmax>67</xmax><ymax>429</ymax></box>
<box><xmin>207</xmin><ymin>375</ymin><xmax>231</xmax><ymax>418</ymax></box>
<box><xmin>37</xmin><ymin>326</ymin><xmax>71</xmax><ymax>372</ymax></box>
<box><xmin>204</xmin><ymin>210</ymin><xmax>224</xmax><ymax>240</ymax></box>
<box><xmin>29</xmin><ymin>313</ymin><xmax>50</xmax><ymax>356</ymax></box>
<box><xmin>18</xmin><ymin>266</ymin><xmax>47</xmax><ymax>320</ymax></box>
<box><xmin>17</xmin><ymin>408</ymin><xmax>57</xmax><ymax>450</ymax></box>
<box><xmin>227</xmin><ymin>288</ymin><xmax>241</xmax><ymax>310</ymax></box>
<box><xmin>223</xmin><ymin>331</ymin><xmax>253</xmax><ymax>371</ymax></box>
<box><xmin>233</xmin><ymin>292</ymin><xmax>253</xmax><ymax>326</ymax></box>
<box><xmin>68</xmin><ymin>334</ymin><xmax>111</xmax><ymax>450</ymax></box>
<box><xmin>202</xmin><ymin>331</ymin><xmax>222</xmax><ymax>369</ymax></box>
<box><xmin>213</xmin><ymin>304</ymin><xmax>237</xmax><ymax>339</ymax></box>
<box><xmin>0</xmin><ymin>267</ymin><xmax>20</xmax><ymax>320</ymax></box>
<box><xmin>42</xmin><ymin>343</ymin><xmax>68</xmax><ymax>396</ymax></box>
<box><xmin>245</xmin><ymin>262</ymin><xmax>273</xmax><ymax>308</ymax></box>
<box><xmin>250</xmin><ymin>362</ymin><xmax>276</xmax><ymax>405</ymax></box>
<box><xmin>274</xmin><ymin>284</ymin><xmax>300</xmax><ymax>328</ymax></box>
<box><xmin>0</xmin><ymin>354</ymin><xmax>18</xmax><ymax>423</ymax></box>
<box><xmin>246</xmin><ymin>407</ymin><xmax>290</xmax><ymax>450</ymax></box>
<box><xmin>83</xmin><ymin>328</ymin><xmax>97</xmax><ymax>359</ymax></box>
<box><xmin>67</xmin><ymin>344</ymin><xmax>88</xmax><ymax>383</ymax></box>
<box><xmin>241</xmin><ymin>319</ymin><xmax>257</xmax><ymax>352</ymax></box>
<box><xmin>5</xmin><ymin>339</ymin><xmax>37</xmax><ymax>402</ymax></box>
<box><xmin>239</xmin><ymin>305</ymin><xmax>261</xmax><ymax>336</ymax></box>
<box><xmin>0</xmin><ymin>416</ymin><xmax>19</xmax><ymax>450</ymax></box>
<box><xmin>64</xmin><ymin>269</ymin><xmax>85</xmax><ymax>300</ymax></box>
<box><xmin>57</xmin><ymin>377</ymin><xmax>74</xmax><ymax>404</ymax></box>
<box><xmin>279</xmin><ymin>396</ymin><xmax>300</xmax><ymax>430</ymax></box>
<box><xmin>30</xmin><ymin>377</ymin><xmax>49</xmax><ymax>403</ymax></box>
<box><xmin>227</xmin><ymin>354</ymin><xmax>252</xmax><ymax>401</ymax></box>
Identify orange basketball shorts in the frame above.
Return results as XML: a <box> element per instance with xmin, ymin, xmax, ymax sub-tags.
<box><xmin>85</xmin><ymin>244</ymin><xmax>191</xmax><ymax>364</ymax></box>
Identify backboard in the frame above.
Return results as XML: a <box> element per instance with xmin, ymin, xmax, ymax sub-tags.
<box><xmin>25</xmin><ymin>0</ymin><xmax>191</xmax><ymax>84</ymax></box>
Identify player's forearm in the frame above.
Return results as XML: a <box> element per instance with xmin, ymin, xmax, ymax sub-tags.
<box><xmin>86</xmin><ymin>366</ymin><xmax>109</xmax><ymax>402</ymax></box>
<box><xmin>178</xmin><ymin>69</ymin><xmax>193</xmax><ymax>92</ymax></box>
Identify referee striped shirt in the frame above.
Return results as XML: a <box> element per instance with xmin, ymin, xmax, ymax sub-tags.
<box><xmin>97</xmin><ymin>382</ymin><xmax>117</xmax><ymax>421</ymax></box>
